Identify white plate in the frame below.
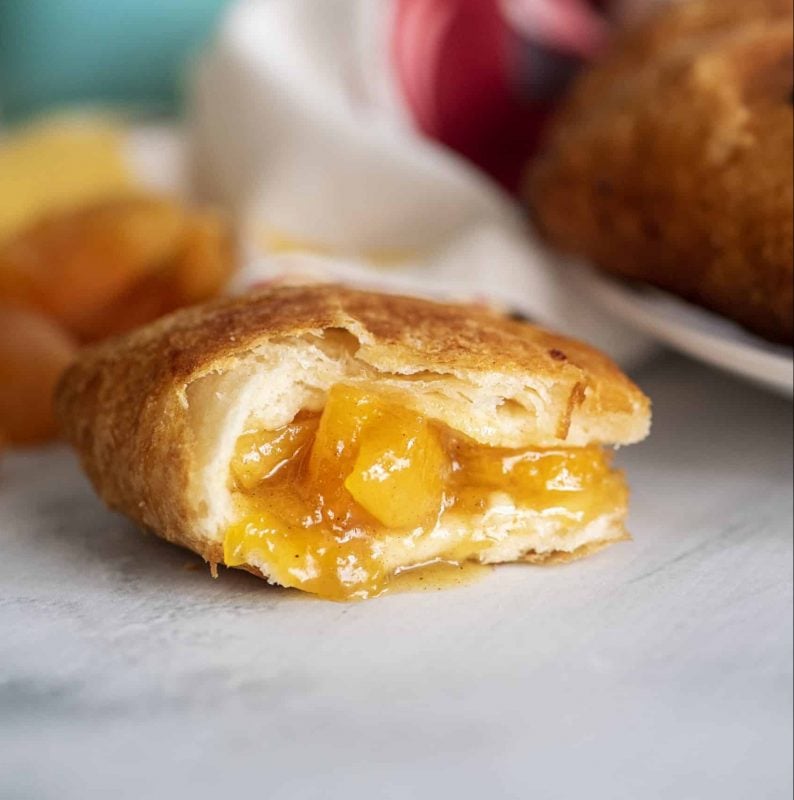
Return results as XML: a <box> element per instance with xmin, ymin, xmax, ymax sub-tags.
<box><xmin>578</xmin><ymin>267</ymin><xmax>793</xmax><ymax>396</ymax></box>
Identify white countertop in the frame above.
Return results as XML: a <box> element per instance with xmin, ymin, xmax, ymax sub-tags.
<box><xmin>1</xmin><ymin>353</ymin><xmax>791</xmax><ymax>800</ymax></box>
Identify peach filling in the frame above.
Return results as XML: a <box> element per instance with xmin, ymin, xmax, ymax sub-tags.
<box><xmin>223</xmin><ymin>384</ymin><xmax>627</xmax><ymax>600</ymax></box>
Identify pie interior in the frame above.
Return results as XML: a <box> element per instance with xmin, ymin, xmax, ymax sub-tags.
<box><xmin>223</xmin><ymin>383</ymin><xmax>627</xmax><ymax>600</ymax></box>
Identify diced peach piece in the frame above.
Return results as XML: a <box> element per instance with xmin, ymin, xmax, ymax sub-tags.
<box><xmin>345</xmin><ymin>410</ymin><xmax>448</xmax><ymax>529</ymax></box>
<box><xmin>231</xmin><ymin>417</ymin><xmax>318</xmax><ymax>491</ymax></box>
<box><xmin>223</xmin><ymin>511</ymin><xmax>288</xmax><ymax>567</ymax></box>
<box><xmin>223</xmin><ymin>509</ymin><xmax>385</xmax><ymax>600</ymax></box>
<box><xmin>307</xmin><ymin>384</ymin><xmax>385</xmax><ymax>481</ymax></box>
<box><xmin>461</xmin><ymin>445</ymin><xmax>610</xmax><ymax>493</ymax></box>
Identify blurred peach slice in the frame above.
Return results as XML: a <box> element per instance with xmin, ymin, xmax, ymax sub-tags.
<box><xmin>0</xmin><ymin>195</ymin><xmax>235</xmax><ymax>343</ymax></box>
<box><xmin>0</xmin><ymin>306</ymin><xmax>77</xmax><ymax>445</ymax></box>
<box><xmin>0</xmin><ymin>196</ymin><xmax>185</xmax><ymax>332</ymax></box>
<box><xmin>172</xmin><ymin>211</ymin><xmax>236</xmax><ymax>304</ymax></box>
<box><xmin>0</xmin><ymin>115</ymin><xmax>132</xmax><ymax>242</ymax></box>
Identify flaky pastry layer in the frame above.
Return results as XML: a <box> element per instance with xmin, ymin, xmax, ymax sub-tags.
<box><xmin>56</xmin><ymin>285</ymin><xmax>650</xmax><ymax>571</ymax></box>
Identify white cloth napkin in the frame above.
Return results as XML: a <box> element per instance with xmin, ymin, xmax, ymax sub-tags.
<box><xmin>189</xmin><ymin>0</ymin><xmax>655</xmax><ymax>367</ymax></box>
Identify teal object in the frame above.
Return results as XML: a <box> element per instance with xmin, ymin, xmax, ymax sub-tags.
<box><xmin>0</xmin><ymin>0</ymin><xmax>229</xmax><ymax>121</ymax></box>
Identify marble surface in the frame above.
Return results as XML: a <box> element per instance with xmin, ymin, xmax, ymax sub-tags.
<box><xmin>1</xmin><ymin>354</ymin><xmax>792</xmax><ymax>800</ymax></box>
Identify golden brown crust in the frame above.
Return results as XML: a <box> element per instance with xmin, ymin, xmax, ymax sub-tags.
<box><xmin>56</xmin><ymin>317</ymin><xmax>205</xmax><ymax>557</ymax></box>
<box><xmin>520</xmin><ymin>533</ymin><xmax>630</xmax><ymax>565</ymax></box>
<box><xmin>56</xmin><ymin>285</ymin><xmax>649</xmax><ymax>564</ymax></box>
<box><xmin>528</xmin><ymin>0</ymin><xmax>794</xmax><ymax>343</ymax></box>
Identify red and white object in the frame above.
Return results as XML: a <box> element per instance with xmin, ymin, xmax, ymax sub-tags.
<box><xmin>190</xmin><ymin>0</ymin><xmax>658</xmax><ymax>367</ymax></box>
<box><xmin>393</xmin><ymin>0</ymin><xmax>609</xmax><ymax>188</ymax></box>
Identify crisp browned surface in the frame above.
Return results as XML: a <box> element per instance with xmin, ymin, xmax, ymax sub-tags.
<box><xmin>57</xmin><ymin>284</ymin><xmax>649</xmax><ymax>445</ymax></box>
<box><xmin>528</xmin><ymin>0</ymin><xmax>794</xmax><ymax>343</ymax></box>
<box><xmin>55</xmin><ymin>285</ymin><xmax>649</xmax><ymax>565</ymax></box>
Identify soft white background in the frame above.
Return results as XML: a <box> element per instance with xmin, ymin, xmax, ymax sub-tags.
<box><xmin>2</xmin><ymin>355</ymin><xmax>791</xmax><ymax>799</ymax></box>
